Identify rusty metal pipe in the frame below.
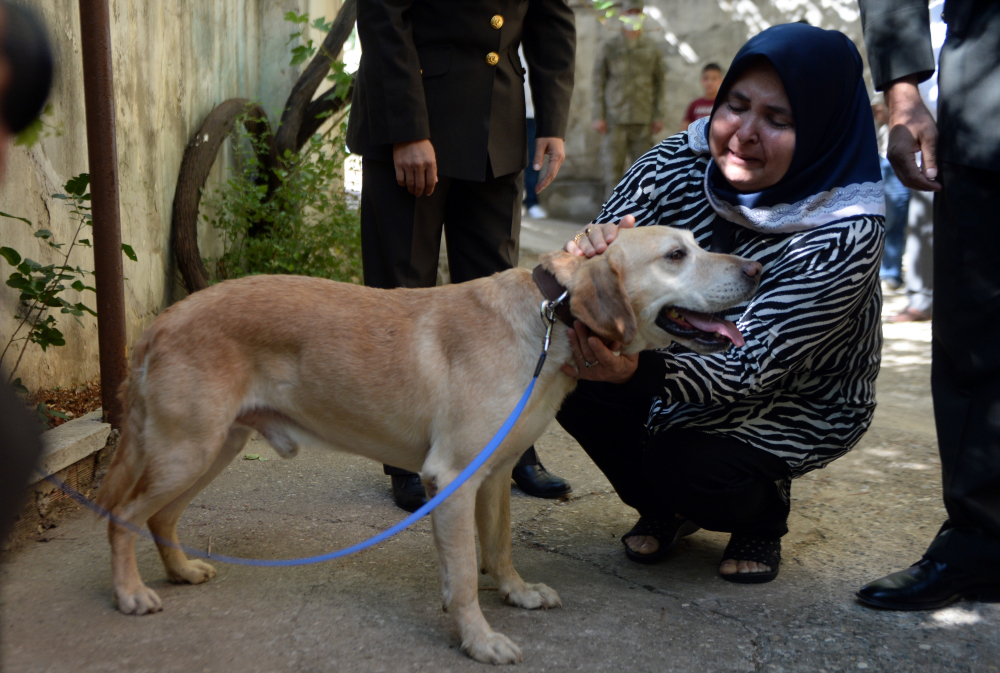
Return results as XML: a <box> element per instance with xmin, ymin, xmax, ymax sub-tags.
<box><xmin>78</xmin><ymin>0</ymin><xmax>126</xmax><ymax>428</ymax></box>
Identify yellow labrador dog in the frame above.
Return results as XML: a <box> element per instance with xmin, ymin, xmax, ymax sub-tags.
<box><xmin>96</xmin><ymin>226</ymin><xmax>760</xmax><ymax>664</ymax></box>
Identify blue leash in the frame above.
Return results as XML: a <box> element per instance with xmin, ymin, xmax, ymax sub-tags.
<box><xmin>38</xmin><ymin>292</ymin><xmax>566</xmax><ymax>568</ymax></box>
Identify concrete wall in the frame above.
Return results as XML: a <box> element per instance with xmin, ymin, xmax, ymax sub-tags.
<box><xmin>542</xmin><ymin>0</ymin><xmax>869</xmax><ymax>222</ymax></box>
<box><xmin>0</xmin><ymin>0</ymin><xmax>342</xmax><ymax>391</ymax></box>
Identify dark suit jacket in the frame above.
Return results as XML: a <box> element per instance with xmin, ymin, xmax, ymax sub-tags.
<box><xmin>859</xmin><ymin>0</ymin><xmax>1000</xmax><ymax>169</ymax></box>
<box><xmin>346</xmin><ymin>0</ymin><xmax>575</xmax><ymax>182</ymax></box>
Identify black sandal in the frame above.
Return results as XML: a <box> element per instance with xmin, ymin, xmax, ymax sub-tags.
<box><xmin>719</xmin><ymin>534</ymin><xmax>781</xmax><ymax>584</ymax></box>
<box><xmin>621</xmin><ymin>516</ymin><xmax>700</xmax><ymax>565</ymax></box>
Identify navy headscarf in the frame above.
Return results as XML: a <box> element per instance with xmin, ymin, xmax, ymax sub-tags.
<box><xmin>688</xmin><ymin>23</ymin><xmax>883</xmax><ymax>234</ymax></box>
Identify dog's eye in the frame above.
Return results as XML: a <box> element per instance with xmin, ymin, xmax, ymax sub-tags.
<box><xmin>666</xmin><ymin>249</ymin><xmax>686</xmax><ymax>261</ymax></box>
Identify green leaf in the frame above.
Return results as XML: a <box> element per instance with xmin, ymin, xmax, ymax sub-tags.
<box><xmin>283</xmin><ymin>11</ymin><xmax>309</xmax><ymax>24</ymax></box>
<box><xmin>34</xmin><ymin>229</ymin><xmax>53</xmax><ymax>239</ymax></box>
<box><xmin>71</xmin><ymin>280</ymin><xmax>85</xmax><ymax>292</ymax></box>
<box><xmin>64</xmin><ymin>173</ymin><xmax>90</xmax><ymax>197</ymax></box>
<box><xmin>10</xmin><ymin>378</ymin><xmax>29</xmax><ymax>396</ymax></box>
<box><xmin>0</xmin><ymin>247</ymin><xmax>21</xmax><ymax>266</ymax></box>
<box><xmin>14</xmin><ymin>117</ymin><xmax>43</xmax><ymax>147</ymax></box>
<box><xmin>78</xmin><ymin>238</ymin><xmax>91</xmax><ymax>247</ymax></box>
<box><xmin>0</xmin><ymin>210</ymin><xmax>33</xmax><ymax>226</ymax></box>
<box><xmin>121</xmin><ymin>243</ymin><xmax>137</xmax><ymax>262</ymax></box>
<box><xmin>244</xmin><ymin>453</ymin><xmax>260</xmax><ymax>460</ymax></box>
<box><xmin>310</xmin><ymin>16</ymin><xmax>332</xmax><ymax>32</ymax></box>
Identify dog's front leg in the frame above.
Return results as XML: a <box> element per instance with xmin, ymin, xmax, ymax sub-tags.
<box><xmin>475</xmin><ymin>461</ymin><xmax>562</xmax><ymax>610</ymax></box>
<box><xmin>428</xmin><ymin>474</ymin><xmax>523</xmax><ymax>665</ymax></box>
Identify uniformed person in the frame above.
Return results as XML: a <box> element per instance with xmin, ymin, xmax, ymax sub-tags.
<box><xmin>347</xmin><ymin>0</ymin><xmax>577</xmax><ymax>512</ymax></box>
<box><xmin>591</xmin><ymin>0</ymin><xmax>666</xmax><ymax>198</ymax></box>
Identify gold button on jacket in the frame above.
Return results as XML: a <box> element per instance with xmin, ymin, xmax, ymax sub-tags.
<box><xmin>486</xmin><ymin>52</ymin><xmax>499</xmax><ymax>66</ymax></box>
<box><xmin>490</xmin><ymin>15</ymin><xmax>503</xmax><ymax>29</ymax></box>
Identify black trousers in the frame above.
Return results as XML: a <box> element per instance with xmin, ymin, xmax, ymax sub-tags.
<box><xmin>556</xmin><ymin>380</ymin><xmax>791</xmax><ymax>539</ymax></box>
<box><xmin>923</xmin><ymin>162</ymin><xmax>1000</xmax><ymax>576</ymax></box>
<box><xmin>359</xmin><ymin>156</ymin><xmax>527</xmax><ymax>476</ymax></box>
<box><xmin>360</xmin><ymin>156</ymin><xmax>522</xmax><ymax>289</ymax></box>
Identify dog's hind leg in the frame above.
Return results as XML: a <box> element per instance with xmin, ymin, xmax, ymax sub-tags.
<box><xmin>426</xmin><ymin>466</ymin><xmax>523</xmax><ymax>665</ymax></box>
<box><xmin>108</xmin><ymin>428</ymin><xmax>231</xmax><ymax>615</ymax></box>
<box><xmin>147</xmin><ymin>426</ymin><xmax>252</xmax><ymax>585</ymax></box>
<box><xmin>475</xmin><ymin>456</ymin><xmax>562</xmax><ymax>610</ymax></box>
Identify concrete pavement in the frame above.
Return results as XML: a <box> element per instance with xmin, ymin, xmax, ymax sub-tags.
<box><xmin>2</xmin><ymin>223</ymin><xmax>997</xmax><ymax>673</ymax></box>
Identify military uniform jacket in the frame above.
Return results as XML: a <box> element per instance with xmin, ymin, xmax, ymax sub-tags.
<box><xmin>592</xmin><ymin>32</ymin><xmax>666</xmax><ymax>125</ymax></box>
<box><xmin>860</xmin><ymin>0</ymin><xmax>1000</xmax><ymax>169</ymax></box>
<box><xmin>346</xmin><ymin>0</ymin><xmax>576</xmax><ymax>182</ymax></box>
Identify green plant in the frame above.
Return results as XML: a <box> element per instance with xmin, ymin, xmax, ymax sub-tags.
<box><xmin>0</xmin><ymin>173</ymin><xmax>136</xmax><ymax>421</ymax></box>
<box><xmin>200</xmin><ymin>11</ymin><xmax>361</xmax><ymax>285</ymax></box>
<box><xmin>204</xmin><ymin>115</ymin><xmax>362</xmax><ymax>284</ymax></box>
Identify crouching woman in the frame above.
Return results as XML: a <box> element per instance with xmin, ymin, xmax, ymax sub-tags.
<box><xmin>558</xmin><ymin>23</ymin><xmax>884</xmax><ymax>583</ymax></box>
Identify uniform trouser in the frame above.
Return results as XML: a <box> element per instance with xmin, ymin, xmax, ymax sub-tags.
<box><xmin>601</xmin><ymin>123</ymin><xmax>654</xmax><ymax>199</ymax></box>
<box><xmin>359</xmin><ymin>156</ymin><xmax>527</xmax><ymax>476</ymax></box>
<box><xmin>922</xmin><ymin>161</ymin><xmax>1000</xmax><ymax>576</ymax></box>
<box><xmin>880</xmin><ymin>156</ymin><xmax>910</xmax><ymax>283</ymax></box>
<box><xmin>903</xmin><ymin>190</ymin><xmax>935</xmax><ymax>315</ymax></box>
<box><xmin>555</xmin><ymin>379</ymin><xmax>791</xmax><ymax>539</ymax></box>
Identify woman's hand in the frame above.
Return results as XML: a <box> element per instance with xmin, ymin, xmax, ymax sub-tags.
<box><xmin>560</xmin><ymin>321</ymin><xmax>639</xmax><ymax>383</ymax></box>
<box><xmin>565</xmin><ymin>215</ymin><xmax>636</xmax><ymax>257</ymax></box>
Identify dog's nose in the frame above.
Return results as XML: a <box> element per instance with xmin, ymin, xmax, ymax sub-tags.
<box><xmin>742</xmin><ymin>261</ymin><xmax>762</xmax><ymax>279</ymax></box>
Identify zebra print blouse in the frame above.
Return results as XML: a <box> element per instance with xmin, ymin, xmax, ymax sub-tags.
<box><xmin>598</xmin><ymin>132</ymin><xmax>884</xmax><ymax>478</ymax></box>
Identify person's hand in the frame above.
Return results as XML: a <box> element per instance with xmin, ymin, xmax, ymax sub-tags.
<box><xmin>393</xmin><ymin>139</ymin><xmax>438</xmax><ymax>196</ymax></box>
<box><xmin>884</xmin><ymin>77</ymin><xmax>941</xmax><ymax>192</ymax></box>
<box><xmin>651</xmin><ymin>120</ymin><xmax>663</xmax><ymax>134</ymax></box>
<box><xmin>560</xmin><ymin>321</ymin><xmax>639</xmax><ymax>383</ymax></box>
<box><xmin>565</xmin><ymin>214</ymin><xmax>636</xmax><ymax>257</ymax></box>
<box><xmin>592</xmin><ymin>119</ymin><xmax>608</xmax><ymax>134</ymax></box>
<box><xmin>533</xmin><ymin>137</ymin><xmax>565</xmax><ymax>193</ymax></box>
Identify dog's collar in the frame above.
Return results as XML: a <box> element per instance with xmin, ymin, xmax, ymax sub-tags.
<box><xmin>531</xmin><ymin>265</ymin><xmax>574</xmax><ymax>328</ymax></box>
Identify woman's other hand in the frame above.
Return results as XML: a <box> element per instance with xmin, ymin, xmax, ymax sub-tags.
<box><xmin>561</xmin><ymin>321</ymin><xmax>639</xmax><ymax>383</ymax></box>
<box><xmin>565</xmin><ymin>215</ymin><xmax>636</xmax><ymax>257</ymax></box>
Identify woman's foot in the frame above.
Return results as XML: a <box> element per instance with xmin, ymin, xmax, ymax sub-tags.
<box><xmin>718</xmin><ymin>534</ymin><xmax>781</xmax><ymax>583</ymax></box>
<box><xmin>718</xmin><ymin>559</ymin><xmax>773</xmax><ymax>575</ymax></box>
<box><xmin>621</xmin><ymin>515</ymin><xmax>700</xmax><ymax>564</ymax></box>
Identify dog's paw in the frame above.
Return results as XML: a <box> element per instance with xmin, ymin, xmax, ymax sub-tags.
<box><xmin>114</xmin><ymin>584</ymin><xmax>163</xmax><ymax>615</ymax></box>
<box><xmin>462</xmin><ymin>630</ymin><xmax>524</xmax><ymax>665</ymax></box>
<box><xmin>503</xmin><ymin>582</ymin><xmax>562</xmax><ymax>610</ymax></box>
<box><xmin>167</xmin><ymin>559</ymin><xmax>217</xmax><ymax>585</ymax></box>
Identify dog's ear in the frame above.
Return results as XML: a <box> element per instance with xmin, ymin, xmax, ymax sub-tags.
<box><xmin>538</xmin><ymin>249</ymin><xmax>583</xmax><ymax>288</ymax></box>
<box><xmin>542</xmin><ymin>248</ymin><xmax>637</xmax><ymax>345</ymax></box>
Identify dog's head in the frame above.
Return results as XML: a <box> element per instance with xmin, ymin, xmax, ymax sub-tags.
<box><xmin>539</xmin><ymin>226</ymin><xmax>761</xmax><ymax>354</ymax></box>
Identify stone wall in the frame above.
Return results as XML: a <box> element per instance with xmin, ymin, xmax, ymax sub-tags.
<box><xmin>0</xmin><ymin>0</ymin><xmax>343</xmax><ymax>391</ymax></box>
<box><xmin>541</xmin><ymin>0</ymin><xmax>869</xmax><ymax>222</ymax></box>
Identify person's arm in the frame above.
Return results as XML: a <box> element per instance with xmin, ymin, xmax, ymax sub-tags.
<box><xmin>356</xmin><ymin>0</ymin><xmax>437</xmax><ymax>195</ymax></box>
<box><xmin>522</xmin><ymin>0</ymin><xmax>575</xmax><ymax>192</ymax></box>
<box><xmin>591</xmin><ymin>42</ymin><xmax>609</xmax><ymax>134</ymax></box>
<box><xmin>355</xmin><ymin>0</ymin><xmax>428</xmax><ymax>147</ymax></box>
<box><xmin>858</xmin><ymin>0</ymin><xmax>939</xmax><ymax>191</ymax></box>
<box><xmin>650</xmin><ymin>45</ymin><xmax>666</xmax><ymax>134</ymax></box>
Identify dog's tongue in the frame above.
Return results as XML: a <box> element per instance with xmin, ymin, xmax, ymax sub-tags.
<box><xmin>675</xmin><ymin>308</ymin><xmax>745</xmax><ymax>347</ymax></box>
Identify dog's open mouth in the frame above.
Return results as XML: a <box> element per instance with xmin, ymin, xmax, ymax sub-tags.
<box><xmin>656</xmin><ymin>307</ymin><xmax>745</xmax><ymax>349</ymax></box>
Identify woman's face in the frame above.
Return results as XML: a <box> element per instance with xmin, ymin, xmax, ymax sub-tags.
<box><xmin>709</xmin><ymin>61</ymin><xmax>795</xmax><ymax>193</ymax></box>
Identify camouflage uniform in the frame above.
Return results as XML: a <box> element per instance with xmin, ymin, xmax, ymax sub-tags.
<box><xmin>592</xmin><ymin>31</ymin><xmax>666</xmax><ymax>197</ymax></box>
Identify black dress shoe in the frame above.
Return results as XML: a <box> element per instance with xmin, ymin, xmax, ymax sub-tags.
<box><xmin>511</xmin><ymin>462</ymin><xmax>572</xmax><ymax>498</ymax></box>
<box><xmin>857</xmin><ymin>558</ymin><xmax>1000</xmax><ymax>611</ymax></box>
<box><xmin>390</xmin><ymin>474</ymin><xmax>428</xmax><ymax>513</ymax></box>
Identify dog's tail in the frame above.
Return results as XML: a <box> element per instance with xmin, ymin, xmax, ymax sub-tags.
<box><xmin>94</xmin><ymin>334</ymin><xmax>151</xmax><ymax>515</ymax></box>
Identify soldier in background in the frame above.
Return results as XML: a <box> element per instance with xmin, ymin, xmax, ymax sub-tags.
<box><xmin>591</xmin><ymin>0</ymin><xmax>666</xmax><ymax>199</ymax></box>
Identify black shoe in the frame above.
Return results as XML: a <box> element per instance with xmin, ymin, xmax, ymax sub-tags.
<box><xmin>511</xmin><ymin>462</ymin><xmax>571</xmax><ymax>498</ymax></box>
<box><xmin>390</xmin><ymin>474</ymin><xmax>428</xmax><ymax>513</ymax></box>
<box><xmin>856</xmin><ymin>558</ymin><xmax>1000</xmax><ymax>611</ymax></box>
